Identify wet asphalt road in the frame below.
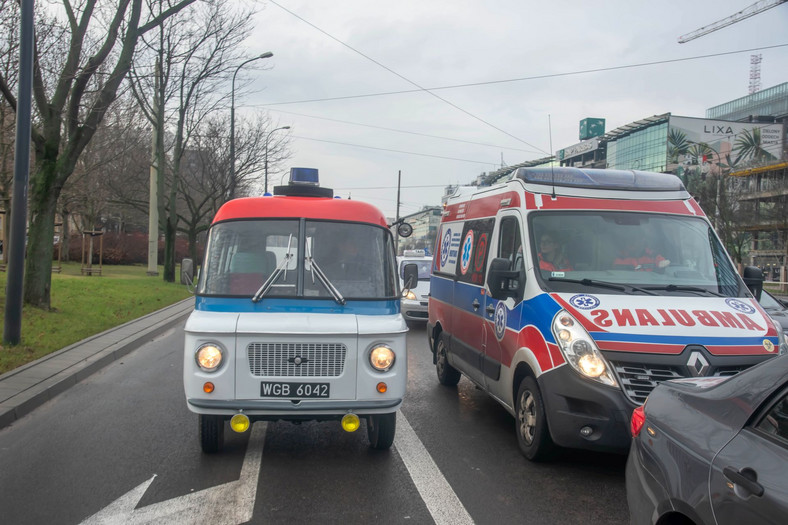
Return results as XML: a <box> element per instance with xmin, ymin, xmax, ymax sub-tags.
<box><xmin>0</xmin><ymin>321</ymin><xmax>628</xmax><ymax>524</ymax></box>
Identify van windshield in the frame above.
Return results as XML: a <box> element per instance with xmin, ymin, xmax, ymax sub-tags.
<box><xmin>197</xmin><ymin>219</ymin><xmax>398</xmax><ymax>299</ymax></box>
<box><xmin>529</xmin><ymin>211</ymin><xmax>745</xmax><ymax>297</ymax></box>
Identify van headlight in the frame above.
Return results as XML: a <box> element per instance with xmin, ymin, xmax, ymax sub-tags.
<box><xmin>369</xmin><ymin>345</ymin><xmax>395</xmax><ymax>371</ymax></box>
<box><xmin>195</xmin><ymin>343</ymin><xmax>224</xmax><ymax>372</ymax></box>
<box><xmin>552</xmin><ymin>310</ymin><xmax>618</xmax><ymax>387</ymax></box>
<box><xmin>774</xmin><ymin>320</ymin><xmax>788</xmax><ymax>356</ymax></box>
<box><xmin>402</xmin><ymin>290</ymin><xmax>417</xmax><ymax>300</ymax></box>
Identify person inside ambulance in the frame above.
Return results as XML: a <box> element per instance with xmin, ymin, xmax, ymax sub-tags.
<box><xmin>537</xmin><ymin>231</ymin><xmax>572</xmax><ymax>272</ymax></box>
<box><xmin>613</xmin><ymin>231</ymin><xmax>670</xmax><ymax>272</ymax></box>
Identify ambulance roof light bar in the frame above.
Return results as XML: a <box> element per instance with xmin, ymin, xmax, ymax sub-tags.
<box><xmin>514</xmin><ymin>167</ymin><xmax>686</xmax><ymax>192</ymax></box>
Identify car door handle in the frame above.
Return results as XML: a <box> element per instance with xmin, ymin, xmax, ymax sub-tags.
<box><xmin>486</xmin><ymin>304</ymin><xmax>495</xmax><ymax>316</ymax></box>
<box><xmin>723</xmin><ymin>467</ymin><xmax>764</xmax><ymax>497</ymax></box>
<box><xmin>472</xmin><ymin>299</ymin><xmax>480</xmax><ymax>311</ymax></box>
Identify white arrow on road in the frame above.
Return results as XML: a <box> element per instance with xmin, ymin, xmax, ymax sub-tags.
<box><xmin>81</xmin><ymin>422</ymin><xmax>267</xmax><ymax>525</ymax></box>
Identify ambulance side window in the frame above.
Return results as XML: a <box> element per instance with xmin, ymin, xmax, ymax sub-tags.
<box><xmin>498</xmin><ymin>217</ymin><xmax>523</xmax><ymax>272</ymax></box>
<box><xmin>456</xmin><ymin>218</ymin><xmax>494</xmax><ymax>286</ymax></box>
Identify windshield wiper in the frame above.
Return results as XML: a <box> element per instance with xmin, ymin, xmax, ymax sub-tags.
<box><xmin>642</xmin><ymin>284</ymin><xmax>724</xmax><ymax>297</ymax></box>
<box><xmin>252</xmin><ymin>235</ymin><xmax>294</xmax><ymax>303</ymax></box>
<box><xmin>548</xmin><ymin>277</ymin><xmax>657</xmax><ymax>295</ymax></box>
<box><xmin>305</xmin><ymin>242</ymin><xmax>346</xmax><ymax>305</ymax></box>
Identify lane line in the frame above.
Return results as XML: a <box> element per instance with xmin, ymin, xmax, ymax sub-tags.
<box><xmin>395</xmin><ymin>412</ymin><xmax>474</xmax><ymax>525</ymax></box>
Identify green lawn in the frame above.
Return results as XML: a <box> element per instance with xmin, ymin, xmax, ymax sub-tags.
<box><xmin>0</xmin><ymin>262</ymin><xmax>193</xmax><ymax>374</ymax></box>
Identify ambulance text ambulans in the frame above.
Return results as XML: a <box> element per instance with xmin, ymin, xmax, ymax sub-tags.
<box><xmin>184</xmin><ymin>168</ymin><xmax>414</xmax><ymax>453</ymax></box>
<box><xmin>427</xmin><ymin>166</ymin><xmax>787</xmax><ymax>461</ymax></box>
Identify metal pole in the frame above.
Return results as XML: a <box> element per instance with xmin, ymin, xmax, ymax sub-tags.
<box><xmin>230</xmin><ymin>52</ymin><xmax>272</xmax><ymax>200</ymax></box>
<box><xmin>396</xmin><ymin>170</ymin><xmax>401</xmax><ymax>255</ymax></box>
<box><xmin>4</xmin><ymin>0</ymin><xmax>34</xmax><ymax>345</ymax></box>
<box><xmin>264</xmin><ymin>126</ymin><xmax>290</xmax><ymax>194</ymax></box>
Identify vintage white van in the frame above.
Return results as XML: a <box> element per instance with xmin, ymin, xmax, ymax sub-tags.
<box><xmin>427</xmin><ymin>167</ymin><xmax>787</xmax><ymax>460</ymax></box>
<box><xmin>184</xmin><ymin>168</ymin><xmax>416</xmax><ymax>453</ymax></box>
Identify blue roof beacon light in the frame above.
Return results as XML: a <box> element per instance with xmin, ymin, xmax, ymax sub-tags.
<box><xmin>289</xmin><ymin>167</ymin><xmax>320</xmax><ymax>186</ymax></box>
<box><xmin>274</xmin><ymin>167</ymin><xmax>334</xmax><ymax>198</ymax></box>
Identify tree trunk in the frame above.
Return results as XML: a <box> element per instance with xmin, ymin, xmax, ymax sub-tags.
<box><xmin>164</xmin><ymin>216</ymin><xmax>175</xmax><ymax>282</ymax></box>
<box><xmin>24</xmin><ymin>163</ymin><xmax>61</xmax><ymax>308</ymax></box>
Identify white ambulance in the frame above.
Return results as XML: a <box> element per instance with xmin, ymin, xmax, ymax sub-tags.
<box><xmin>427</xmin><ymin>167</ymin><xmax>787</xmax><ymax>460</ymax></box>
<box><xmin>184</xmin><ymin>168</ymin><xmax>416</xmax><ymax>453</ymax></box>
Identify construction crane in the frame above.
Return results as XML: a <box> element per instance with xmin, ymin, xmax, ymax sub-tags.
<box><xmin>678</xmin><ymin>0</ymin><xmax>787</xmax><ymax>43</ymax></box>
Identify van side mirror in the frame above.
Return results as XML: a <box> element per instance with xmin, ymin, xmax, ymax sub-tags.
<box><xmin>403</xmin><ymin>263</ymin><xmax>419</xmax><ymax>290</ymax></box>
<box><xmin>742</xmin><ymin>266</ymin><xmax>764</xmax><ymax>301</ymax></box>
<box><xmin>487</xmin><ymin>257</ymin><xmax>523</xmax><ymax>300</ymax></box>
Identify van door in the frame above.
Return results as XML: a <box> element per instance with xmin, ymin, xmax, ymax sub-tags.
<box><xmin>483</xmin><ymin>211</ymin><xmax>525</xmax><ymax>391</ymax></box>
<box><xmin>444</xmin><ymin>218</ymin><xmax>494</xmax><ymax>385</ymax></box>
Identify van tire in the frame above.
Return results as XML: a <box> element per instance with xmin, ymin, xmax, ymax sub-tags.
<box><xmin>435</xmin><ymin>337</ymin><xmax>461</xmax><ymax>386</ymax></box>
<box><xmin>367</xmin><ymin>413</ymin><xmax>396</xmax><ymax>450</ymax></box>
<box><xmin>200</xmin><ymin>414</ymin><xmax>224</xmax><ymax>454</ymax></box>
<box><xmin>515</xmin><ymin>377</ymin><xmax>555</xmax><ymax>461</ymax></box>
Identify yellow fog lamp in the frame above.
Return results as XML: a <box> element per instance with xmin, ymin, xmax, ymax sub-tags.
<box><xmin>341</xmin><ymin>413</ymin><xmax>360</xmax><ymax>432</ymax></box>
<box><xmin>230</xmin><ymin>413</ymin><xmax>250</xmax><ymax>433</ymax></box>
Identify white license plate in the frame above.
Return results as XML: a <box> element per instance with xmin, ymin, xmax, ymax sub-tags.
<box><xmin>260</xmin><ymin>381</ymin><xmax>330</xmax><ymax>398</ymax></box>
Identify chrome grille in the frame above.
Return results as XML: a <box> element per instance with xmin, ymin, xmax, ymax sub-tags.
<box><xmin>612</xmin><ymin>361</ymin><xmax>750</xmax><ymax>405</ymax></box>
<box><xmin>247</xmin><ymin>343</ymin><xmax>347</xmax><ymax>377</ymax></box>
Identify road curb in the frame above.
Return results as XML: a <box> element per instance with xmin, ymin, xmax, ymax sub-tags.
<box><xmin>0</xmin><ymin>298</ymin><xmax>194</xmax><ymax>430</ymax></box>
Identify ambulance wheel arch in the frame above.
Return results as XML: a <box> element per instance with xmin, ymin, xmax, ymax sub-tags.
<box><xmin>509</xmin><ymin>347</ymin><xmax>546</xmax><ymax>408</ymax></box>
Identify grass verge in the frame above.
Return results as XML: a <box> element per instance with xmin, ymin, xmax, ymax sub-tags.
<box><xmin>0</xmin><ymin>262</ymin><xmax>192</xmax><ymax>375</ymax></box>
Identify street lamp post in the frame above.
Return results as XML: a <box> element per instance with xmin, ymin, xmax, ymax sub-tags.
<box><xmin>265</xmin><ymin>126</ymin><xmax>291</xmax><ymax>194</ymax></box>
<box><xmin>230</xmin><ymin>51</ymin><xmax>273</xmax><ymax>200</ymax></box>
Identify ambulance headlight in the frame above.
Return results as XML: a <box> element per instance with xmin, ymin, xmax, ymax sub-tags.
<box><xmin>369</xmin><ymin>345</ymin><xmax>395</xmax><ymax>371</ymax></box>
<box><xmin>552</xmin><ymin>311</ymin><xmax>617</xmax><ymax>387</ymax></box>
<box><xmin>775</xmin><ymin>321</ymin><xmax>788</xmax><ymax>356</ymax></box>
<box><xmin>195</xmin><ymin>343</ymin><xmax>224</xmax><ymax>372</ymax></box>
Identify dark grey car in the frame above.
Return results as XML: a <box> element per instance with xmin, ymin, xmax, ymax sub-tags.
<box><xmin>626</xmin><ymin>353</ymin><xmax>788</xmax><ymax>525</ymax></box>
<box><xmin>760</xmin><ymin>290</ymin><xmax>788</xmax><ymax>334</ymax></box>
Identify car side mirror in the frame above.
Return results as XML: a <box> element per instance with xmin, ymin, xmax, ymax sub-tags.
<box><xmin>487</xmin><ymin>257</ymin><xmax>523</xmax><ymax>300</ymax></box>
<box><xmin>403</xmin><ymin>263</ymin><xmax>419</xmax><ymax>290</ymax></box>
<box><xmin>742</xmin><ymin>266</ymin><xmax>763</xmax><ymax>301</ymax></box>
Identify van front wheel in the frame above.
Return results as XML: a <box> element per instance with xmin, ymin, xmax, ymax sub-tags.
<box><xmin>515</xmin><ymin>376</ymin><xmax>555</xmax><ymax>461</ymax></box>
<box><xmin>367</xmin><ymin>413</ymin><xmax>396</xmax><ymax>450</ymax></box>
<box><xmin>436</xmin><ymin>338</ymin><xmax>461</xmax><ymax>386</ymax></box>
<box><xmin>199</xmin><ymin>414</ymin><xmax>224</xmax><ymax>454</ymax></box>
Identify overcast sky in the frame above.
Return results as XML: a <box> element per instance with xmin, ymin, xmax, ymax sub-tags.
<box><xmin>232</xmin><ymin>0</ymin><xmax>788</xmax><ymax>218</ymax></box>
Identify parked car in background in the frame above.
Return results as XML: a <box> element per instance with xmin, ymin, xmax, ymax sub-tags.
<box><xmin>760</xmin><ymin>290</ymin><xmax>788</xmax><ymax>334</ymax></box>
<box><xmin>398</xmin><ymin>250</ymin><xmax>432</xmax><ymax>323</ymax></box>
<box><xmin>626</xmin><ymin>352</ymin><xmax>788</xmax><ymax>525</ymax></box>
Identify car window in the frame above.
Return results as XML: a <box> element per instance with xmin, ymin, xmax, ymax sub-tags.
<box><xmin>755</xmin><ymin>391</ymin><xmax>788</xmax><ymax>445</ymax></box>
<box><xmin>759</xmin><ymin>291</ymin><xmax>783</xmax><ymax>310</ymax></box>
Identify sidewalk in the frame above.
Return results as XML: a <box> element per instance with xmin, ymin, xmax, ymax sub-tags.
<box><xmin>0</xmin><ymin>298</ymin><xmax>194</xmax><ymax>430</ymax></box>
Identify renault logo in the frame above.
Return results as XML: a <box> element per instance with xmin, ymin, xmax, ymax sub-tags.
<box><xmin>687</xmin><ymin>351</ymin><xmax>710</xmax><ymax>377</ymax></box>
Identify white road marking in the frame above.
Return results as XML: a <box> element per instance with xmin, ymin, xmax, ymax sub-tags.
<box><xmin>83</xmin><ymin>414</ymin><xmax>472</xmax><ymax>524</ymax></box>
<box><xmin>395</xmin><ymin>412</ymin><xmax>475</xmax><ymax>525</ymax></box>
<box><xmin>81</xmin><ymin>422</ymin><xmax>267</xmax><ymax>524</ymax></box>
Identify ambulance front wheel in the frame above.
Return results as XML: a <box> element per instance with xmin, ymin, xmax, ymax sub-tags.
<box><xmin>199</xmin><ymin>414</ymin><xmax>225</xmax><ymax>454</ymax></box>
<box><xmin>515</xmin><ymin>376</ymin><xmax>555</xmax><ymax>461</ymax></box>
<box><xmin>435</xmin><ymin>337</ymin><xmax>461</xmax><ymax>386</ymax></box>
<box><xmin>367</xmin><ymin>412</ymin><xmax>396</xmax><ymax>450</ymax></box>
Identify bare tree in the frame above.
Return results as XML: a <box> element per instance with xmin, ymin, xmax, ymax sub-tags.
<box><xmin>0</xmin><ymin>0</ymin><xmax>196</xmax><ymax>309</ymax></box>
<box><xmin>129</xmin><ymin>0</ymin><xmax>256</xmax><ymax>282</ymax></box>
<box><xmin>0</xmin><ymin>0</ymin><xmax>20</xmax><ymax>264</ymax></box>
<box><xmin>177</xmin><ymin>113</ymin><xmax>291</xmax><ymax>263</ymax></box>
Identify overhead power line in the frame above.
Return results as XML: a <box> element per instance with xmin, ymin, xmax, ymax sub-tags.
<box><xmin>263</xmin><ymin>108</ymin><xmax>542</xmax><ymax>154</ymax></box>
<box><xmin>268</xmin><ymin>0</ymin><xmax>549</xmax><ymax>155</ymax></box>
<box><xmin>260</xmin><ymin>43</ymin><xmax>788</xmax><ymax>106</ymax></box>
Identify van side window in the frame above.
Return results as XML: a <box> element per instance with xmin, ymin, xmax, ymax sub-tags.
<box><xmin>498</xmin><ymin>217</ymin><xmax>523</xmax><ymax>271</ymax></box>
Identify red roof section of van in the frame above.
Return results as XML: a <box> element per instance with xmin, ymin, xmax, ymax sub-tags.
<box><xmin>211</xmin><ymin>195</ymin><xmax>389</xmax><ymax>227</ymax></box>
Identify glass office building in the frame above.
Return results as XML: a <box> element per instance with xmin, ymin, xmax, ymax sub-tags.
<box><xmin>605</xmin><ymin>120</ymin><xmax>669</xmax><ymax>172</ymax></box>
<box><xmin>706</xmin><ymin>82</ymin><xmax>788</xmax><ymax>122</ymax></box>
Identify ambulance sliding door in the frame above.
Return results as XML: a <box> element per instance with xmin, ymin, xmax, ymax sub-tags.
<box><xmin>484</xmin><ymin>211</ymin><xmax>525</xmax><ymax>392</ymax></box>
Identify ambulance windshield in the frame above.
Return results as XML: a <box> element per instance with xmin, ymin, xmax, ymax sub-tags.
<box><xmin>197</xmin><ymin>219</ymin><xmax>397</xmax><ymax>299</ymax></box>
<box><xmin>529</xmin><ymin>211</ymin><xmax>745</xmax><ymax>297</ymax></box>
